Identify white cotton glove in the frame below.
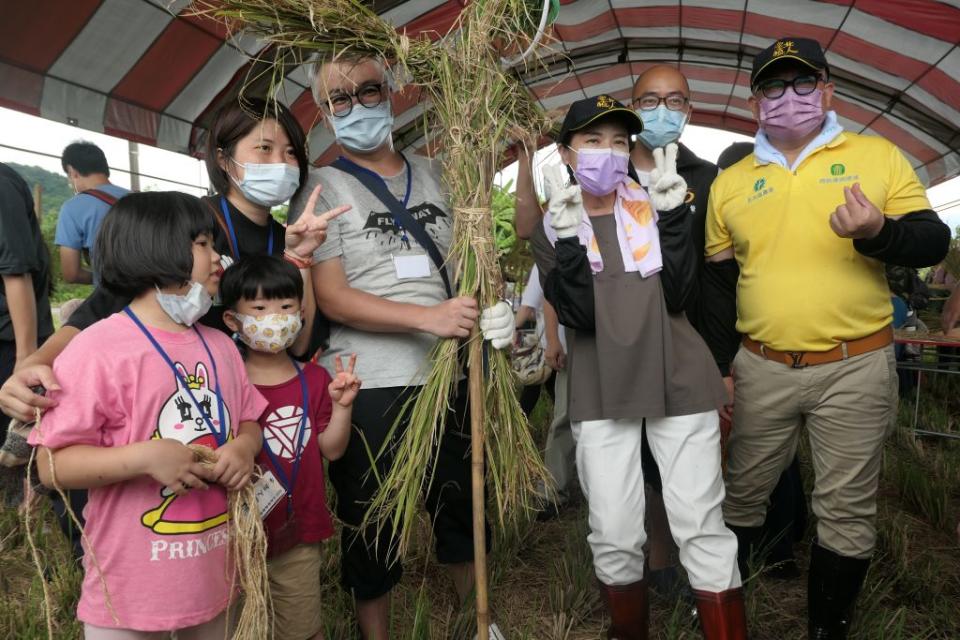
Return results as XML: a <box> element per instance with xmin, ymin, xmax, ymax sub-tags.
<box><xmin>649</xmin><ymin>143</ymin><xmax>688</xmax><ymax>212</ymax></box>
<box><xmin>543</xmin><ymin>163</ymin><xmax>583</xmax><ymax>239</ymax></box>
<box><xmin>479</xmin><ymin>301</ymin><xmax>515</xmax><ymax>350</ymax></box>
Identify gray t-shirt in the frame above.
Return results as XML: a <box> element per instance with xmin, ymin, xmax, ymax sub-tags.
<box><xmin>290</xmin><ymin>155</ymin><xmax>453</xmax><ymax>388</ymax></box>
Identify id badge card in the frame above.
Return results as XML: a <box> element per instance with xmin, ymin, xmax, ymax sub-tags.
<box><xmin>393</xmin><ymin>254</ymin><xmax>431</xmax><ymax>279</ymax></box>
<box><xmin>253</xmin><ymin>469</ymin><xmax>285</xmax><ymax>520</ymax></box>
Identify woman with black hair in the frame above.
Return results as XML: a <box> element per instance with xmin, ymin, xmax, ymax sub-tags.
<box><xmin>1</xmin><ymin>98</ymin><xmax>349</xmax><ymax>424</ymax></box>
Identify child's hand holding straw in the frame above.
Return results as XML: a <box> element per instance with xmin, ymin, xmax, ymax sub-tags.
<box><xmin>211</xmin><ymin>425</ymin><xmax>262</xmax><ymax>491</ymax></box>
<box><xmin>145</xmin><ymin>439</ymin><xmax>215</xmax><ymax>495</ymax></box>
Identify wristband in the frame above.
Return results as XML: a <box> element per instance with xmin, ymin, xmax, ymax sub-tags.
<box><xmin>283</xmin><ymin>250</ymin><xmax>313</xmax><ymax>269</ymax></box>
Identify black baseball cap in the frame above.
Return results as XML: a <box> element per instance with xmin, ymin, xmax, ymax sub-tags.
<box><xmin>751</xmin><ymin>37</ymin><xmax>830</xmax><ymax>87</ymax></box>
<box><xmin>557</xmin><ymin>94</ymin><xmax>643</xmax><ymax>145</ymax></box>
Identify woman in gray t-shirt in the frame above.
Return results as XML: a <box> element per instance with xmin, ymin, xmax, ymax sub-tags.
<box><xmin>527</xmin><ymin>95</ymin><xmax>746</xmax><ymax>640</ymax></box>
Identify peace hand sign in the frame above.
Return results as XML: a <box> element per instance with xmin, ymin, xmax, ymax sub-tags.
<box><xmin>329</xmin><ymin>353</ymin><xmax>362</xmax><ymax>407</ymax></box>
<box><xmin>649</xmin><ymin>143</ymin><xmax>688</xmax><ymax>212</ymax></box>
<box><xmin>829</xmin><ymin>183</ymin><xmax>885</xmax><ymax>240</ymax></box>
<box><xmin>285</xmin><ymin>184</ymin><xmax>352</xmax><ymax>260</ymax></box>
<box><xmin>544</xmin><ymin>163</ymin><xmax>582</xmax><ymax>239</ymax></box>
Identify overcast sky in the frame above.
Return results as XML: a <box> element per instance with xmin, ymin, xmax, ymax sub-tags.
<box><xmin>2</xmin><ymin>106</ymin><xmax>958</xmax><ymax>231</ymax></box>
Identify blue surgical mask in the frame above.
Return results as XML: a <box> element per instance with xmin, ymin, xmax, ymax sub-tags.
<box><xmin>231</xmin><ymin>161</ymin><xmax>300</xmax><ymax>207</ymax></box>
<box><xmin>333</xmin><ymin>102</ymin><xmax>394</xmax><ymax>153</ymax></box>
<box><xmin>156</xmin><ymin>282</ymin><xmax>213</xmax><ymax>327</ymax></box>
<box><xmin>637</xmin><ymin>105</ymin><xmax>689</xmax><ymax>150</ymax></box>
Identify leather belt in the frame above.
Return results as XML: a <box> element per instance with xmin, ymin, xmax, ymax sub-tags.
<box><xmin>742</xmin><ymin>326</ymin><xmax>893</xmax><ymax>369</ymax></box>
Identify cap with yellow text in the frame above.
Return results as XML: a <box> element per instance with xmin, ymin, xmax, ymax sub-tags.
<box><xmin>751</xmin><ymin>38</ymin><xmax>829</xmax><ymax>87</ymax></box>
<box><xmin>557</xmin><ymin>94</ymin><xmax>644</xmax><ymax>145</ymax></box>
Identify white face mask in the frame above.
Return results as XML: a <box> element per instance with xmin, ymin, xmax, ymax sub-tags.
<box><xmin>230</xmin><ymin>161</ymin><xmax>300</xmax><ymax>207</ymax></box>
<box><xmin>230</xmin><ymin>312</ymin><xmax>302</xmax><ymax>353</ymax></box>
<box><xmin>155</xmin><ymin>282</ymin><xmax>213</xmax><ymax>327</ymax></box>
<box><xmin>332</xmin><ymin>102</ymin><xmax>394</xmax><ymax>153</ymax></box>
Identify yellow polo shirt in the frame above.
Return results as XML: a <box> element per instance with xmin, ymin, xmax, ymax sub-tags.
<box><xmin>705</xmin><ymin>132</ymin><xmax>931</xmax><ymax>352</ymax></box>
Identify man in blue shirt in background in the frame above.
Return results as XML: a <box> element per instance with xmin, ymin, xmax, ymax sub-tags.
<box><xmin>54</xmin><ymin>141</ymin><xmax>129</xmax><ymax>285</ymax></box>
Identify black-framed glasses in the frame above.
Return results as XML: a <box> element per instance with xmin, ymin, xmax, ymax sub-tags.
<box><xmin>755</xmin><ymin>74</ymin><xmax>822</xmax><ymax>99</ymax></box>
<box><xmin>632</xmin><ymin>92</ymin><xmax>689</xmax><ymax>112</ymax></box>
<box><xmin>326</xmin><ymin>82</ymin><xmax>386</xmax><ymax>117</ymax></box>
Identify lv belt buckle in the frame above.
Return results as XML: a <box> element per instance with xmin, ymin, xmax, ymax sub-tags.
<box><xmin>788</xmin><ymin>352</ymin><xmax>806</xmax><ymax>369</ymax></box>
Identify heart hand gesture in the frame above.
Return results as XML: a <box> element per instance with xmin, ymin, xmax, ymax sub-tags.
<box><xmin>829</xmin><ymin>183</ymin><xmax>885</xmax><ymax>240</ymax></box>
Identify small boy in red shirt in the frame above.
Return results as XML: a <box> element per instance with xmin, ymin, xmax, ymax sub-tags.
<box><xmin>221</xmin><ymin>255</ymin><xmax>360</xmax><ymax>640</ymax></box>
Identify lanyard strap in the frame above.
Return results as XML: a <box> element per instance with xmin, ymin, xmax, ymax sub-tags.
<box><xmin>334</xmin><ymin>154</ymin><xmax>413</xmax><ymax>209</ymax></box>
<box><xmin>261</xmin><ymin>359</ymin><xmax>310</xmax><ymax>513</ymax></box>
<box><xmin>123</xmin><ymin>307</ymin><xmax>228</xmax><ymax>446</ymax></box>
<box><xmin>330</xmin><ymin>154</ymin><xmax>453</xmax><ymax>299</ymax></box>
<box><xmin>220</xmin><ymin>195</ymin><xmax>274</xmax><ymax>259</ymax></box>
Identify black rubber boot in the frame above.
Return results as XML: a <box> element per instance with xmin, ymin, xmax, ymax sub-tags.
<box><xmin>726</xmin><ymin>523</ymin><xmax>762</xmax><ymax>582</ymax></box>
<box><xmin>807</xmin><ymin>541</ymin><xmax>870</xmax><ymax>639</ymax></box>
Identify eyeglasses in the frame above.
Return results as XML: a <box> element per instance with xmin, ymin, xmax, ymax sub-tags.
<box><xmin>754</xmin><ymin>74</ymin><xmax>822</xmax><ymax>99</ymax></box>
<box><xmin>632</xmin><ymin>92</ymin><xmax>689</xmax><ymax>112</ymax></box>
<box><xmin>325</xmin><ymin>82</ymin><xmax>386</xmax><ymax>117</ymax></box>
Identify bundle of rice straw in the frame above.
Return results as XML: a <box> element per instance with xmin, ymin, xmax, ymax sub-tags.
<box><xmin>189</xmin><ymin>0</ymin><xmax>553</xmax><ymax>558</ymax></box>
<box><xmin>23</xmin><ymin>408</ymin><xmax>270</xmax><ymax>640</ymax></box>
<box><xmin>188</xmin><ymin>445</ymin><xmax>272</xmax><ymax>640</ymax></box>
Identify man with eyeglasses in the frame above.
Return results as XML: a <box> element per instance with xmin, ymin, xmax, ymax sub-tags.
<box><xmin>290</xmin><ymin>55</ymin><xmax>513</xmax><ymax>639</ymax></box>
<box><xmin>627</xmin><ymin>65</ymin><xmax>740</xmax><ymax>608</ymax></box>
<box><xmin>703</xmin><ymin>38</ymin><xmax>949</xmax><ymax>639</ymax></box>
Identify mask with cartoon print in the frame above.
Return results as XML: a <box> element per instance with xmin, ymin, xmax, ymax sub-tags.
<box><xmin>231</xmin><ymin>312</ymin><xmax>302</xmax><ymax>353</ymax></box>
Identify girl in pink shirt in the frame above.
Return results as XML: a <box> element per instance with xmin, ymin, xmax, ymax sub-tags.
<box><xmin>30</xmin><ymin>192</ymin><xmax>268</xmax><ymax>638</ymax></box>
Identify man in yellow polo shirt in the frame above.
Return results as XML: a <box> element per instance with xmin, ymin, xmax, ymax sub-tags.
<box><xmin>704</xmin><ymin>37</ymin><xmax>949</xmax><ymax>639</ymax></box>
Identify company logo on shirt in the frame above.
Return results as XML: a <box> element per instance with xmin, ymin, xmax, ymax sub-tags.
<box><xmin>363</xmin><ymin>203</ymin><xmax>450</xmax><ymax>250</ymax></box>
<box><xmin>748</xmin><ymin>177</ymin><xmax>775</xmax><ymax>203</ymax></box>
<box><xmin>819</xmin><ymin>165</ymin><xmax>859</xmax><ymax>184</ymax></box>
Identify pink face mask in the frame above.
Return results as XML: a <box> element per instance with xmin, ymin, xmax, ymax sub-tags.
<box><xmin>573</xmin><ymin>148</ymin><xmax>630</xmax><ymax>196</ymax></box>
<box><xmin>759</xmin><ymin>88</ymin><xmax>825</xmax><ymax>144</ymax></box>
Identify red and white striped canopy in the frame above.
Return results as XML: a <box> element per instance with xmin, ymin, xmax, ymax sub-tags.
<box><xmin>2</xmin><ymin>0</ymin><xmax>958</xmax><ymax>185</ymax></box>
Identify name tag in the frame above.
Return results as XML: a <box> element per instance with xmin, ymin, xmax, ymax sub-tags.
<box><xmin>253</xmin><ymin>469</ymin><xmax>285</xmax><ymax>520</ymax></box>
<box><xmin>393</xmin><ymin>254</ymin><xmax>432</xmax><ymax>279</ymax></box>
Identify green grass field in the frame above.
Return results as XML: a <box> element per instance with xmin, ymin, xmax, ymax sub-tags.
<box><xmin>2</xmin><ymin>376</ymin><xmax>959</xmax><ymax>639</ymax></box>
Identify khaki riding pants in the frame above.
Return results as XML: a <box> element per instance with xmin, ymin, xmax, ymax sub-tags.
<box><xmin>723</xmin><ymin>345</ymin><xmax>898</xmax><ymax>559</ymax></box>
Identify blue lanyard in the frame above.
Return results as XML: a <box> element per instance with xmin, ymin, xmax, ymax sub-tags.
<box><xmin>220</xmin><ymin>196</ymin><xmax>274</xmax><ymax>259</ymax></box>
<box><xmin>261</xmin><ymin>358</ymin><xmax>310</xmax><ymax>515</ymax></box>
<box><xmin>336</xmin><ymin>154</ymin><xmax>413</xmax><ymax>243</ymax></box>
<box><xmin>123</xmin><ymin>307</ymin><xmax>228</xmax><ymax>446</ymax></box>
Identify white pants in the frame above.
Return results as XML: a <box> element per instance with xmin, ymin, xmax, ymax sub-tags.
<box><xmin>572</xmin><ymin>411</ymin><xmax>741</xmax><ymax>591</ymax></box>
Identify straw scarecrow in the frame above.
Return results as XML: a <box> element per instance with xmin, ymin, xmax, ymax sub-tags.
<box><xmin>192</xmin><ymin>0</ymin><xmax>556</xmax><ymax>635</ymax></box>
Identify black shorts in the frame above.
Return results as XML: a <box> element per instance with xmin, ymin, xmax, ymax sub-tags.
<box><xmin>328</xmin><ymin>380</ymin><xmax>486</xmax><ymax>601</ymax></box>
